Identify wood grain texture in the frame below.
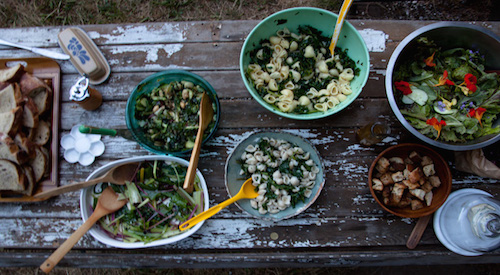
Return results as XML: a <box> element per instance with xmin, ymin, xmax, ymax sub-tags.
<box><xmin>0</xmin><ymin>19</ymin><xmax>498</xmax><ymax>268</ymax></box>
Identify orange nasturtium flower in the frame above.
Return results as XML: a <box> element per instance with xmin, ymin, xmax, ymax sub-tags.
<box><xmin>424</xmin><ymin>52</ymin><xmax>436</xmax><ymax>67</ymax></box>
<box><xmin>434</xmin><ymin>70</ymin><xmax>455</xmax><ymax>87</ymax></box>
<box><xmin>395</xmin><ymin>81</ymin><xmax>412</xmax><ymax>95</ymax></box>
<box><xmin>468</xmin><ymin>107</ymin><xmax>486</xmax><ymax>127</ymax></box>
<box><xmin>426</xmin><ymin>117</ymin><xmax>447</xmax><ymax>140</ymax></box>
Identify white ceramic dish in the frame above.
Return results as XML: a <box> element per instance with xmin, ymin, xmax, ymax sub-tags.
<box><xmin>80</xmin><ymin>155</ymin><xmax>210</xmax><ymax>249</ymax></box>
<box><xmin>225</xmin><ymin>131</ymin><xmax>325</xmax><ymax>221</ymax></box>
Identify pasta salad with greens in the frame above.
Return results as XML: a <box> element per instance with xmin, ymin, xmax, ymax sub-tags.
<box><xmin>246</xmin><ymin>25</ymin><xmax>360</xmax><ymax>114</ymax></box>
<box><xmin>237</xmin><ymin>137</ymin><xmax>320</xmax><ymax>215</ymax></box>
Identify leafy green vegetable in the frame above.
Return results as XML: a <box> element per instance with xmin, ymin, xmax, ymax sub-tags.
<box><xmin>394</xmin><ymin>37</ymin><xmax>500</xmax><ymax>142</ymax></box>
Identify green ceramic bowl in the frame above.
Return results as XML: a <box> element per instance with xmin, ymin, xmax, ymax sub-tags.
<box><xmin>126</xmin><ymin>70</ymin><xmax>220</xmax><ymax>156</ymax></box>
<box><xmin>225</xmin><ymin>131</ymin><xmax>325</xmax><ymax>221</ymax></box>
<box><xmin>239</xmin><ymin>7</ymin><xmax>370</xmax><ymax>120</ymax></box>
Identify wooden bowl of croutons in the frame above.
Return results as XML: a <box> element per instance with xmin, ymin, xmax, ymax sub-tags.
<box><xmin>368</xmin><ymin>143</ymin><xmax>452</xmax><ymax>218</ymax></box>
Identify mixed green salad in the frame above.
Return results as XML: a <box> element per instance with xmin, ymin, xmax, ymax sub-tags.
<box><xmin>134</xmin><ymin>80</ymin><xmax>217</xmax><ymax>152</ymax></box>
<box><xmin>393</xmin><ymin>37</ymin><xmax>500</xmax><ymax>142</ymax></box>
<box><xmin>92</xmin><ymin>160</ymin><xmax>204</xmax><ymax>244</ymax></box>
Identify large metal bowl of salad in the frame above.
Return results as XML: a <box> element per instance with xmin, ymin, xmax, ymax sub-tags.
<box><xmin>386</xmin><ymin>22</ymin><xmax>500</xmax><ymax>150</ymax></box>
<box><xmin>126</xmin><ymin>70</ymin><xmax>220</xmax><ymax>156</ymax></box>
<box><xmin>240</xmin><ymin>7</ymin><xmax>370</xmax><ymax>120</ymax></box>
<box><xmin>80</xmin><ymin>155</ymin><xmax>209</xmax><ymax>249</ymax></box>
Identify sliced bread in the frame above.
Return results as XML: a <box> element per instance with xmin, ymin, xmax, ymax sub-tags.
<box><xmin>30</xmin><ymin>120</ymin><xmax>51</xmax><ymax>146</ymax></box>
<box><xmin>0</xmin><ymin>106</ymin><xmax>23</xmax><ymax>137</ymax></box>
<box><xmin>14</xmin><ymin>132</ymin><xmax>36</xmax><ymax>159</ymax></box>
<box><xmin>30</xmin><ymin>146</ymin><xmax>48</xmax><ymax>183</ymax></box>
<box><xmin>0</xmin><ymin>84</ymin><xmax>22</xmax><ymax>113</ymax></box>
<box><xmin>19</xmin><ymin>72</ymin><xmax>50</xmax><ymax>97</ymax></box>
<box><xmin>21</xmin><ymin>165</ymin><xmax>36</xmax><ymax>196</ymax></box>
<box><xmin>31</xmin><ymin>88</ymin><xmax>51</xmax><ymax>115</ymax></box>
<box><xmin>22</xmin><ymin>96</ymin><xmax>39</xmax><ymax>128</ymax></box>
<box><xmin>0</xmin><ymin>133</ymin><xmax>28</xmax><ymax>164</ymax></box>
<box><xmin>0</xmin><ymin>63</ymin><xmax>24</xmax><ymax>83</ymax></box>
<box><xmin>0</xmin><ymin>159</ymin><xmax>27</xmax><ymax>192</ymax></box>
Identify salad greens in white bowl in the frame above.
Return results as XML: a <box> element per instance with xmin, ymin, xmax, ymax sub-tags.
<box><xmin>80</xmin><ymin>155</ymin><xmax>209</xmax><ymax>249</ymax></box>
<box><xmin>386</xmin><ymin>22</ymin><xmax>500</xmax><ymax>150</ymax></box>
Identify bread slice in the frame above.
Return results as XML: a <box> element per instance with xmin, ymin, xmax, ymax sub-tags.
<box><xmin>0</xmin><ymin>106</ymin><xmax>23</xmax><ymax>137</ymax></box>
<box><xmin>0</xmin><ymin>84</ymin><xmax>22</xmax><ymax>113</ymax></box>
<box><xmin>0</xmin><ymin>133</ymin><xmax>28</xmax><ymax>164</ymax></box>
<box><xmin>21</xmin><ymin>165</ymin><xmax>36</xmax><ymax>196</ymax></box>
<box><xmin>31</xmin><ymin>88</ymin><xmax>51</xmax><ymax>115</ymax></box>
<box><xmin>19</xmin><ymin>72</ymin><xmax>50</xmax><ymax>97</ymax></box>
<box><xmin>22</xmin><ymin>96</ymin><xmax>39</xmax><ymax>128</ymax></box>
<box><xmin>14</xmin><ymin>132</ymin><xmax>36</xmax><ymax>159</ymax></box>
<box><xmin>30</xmin><ymin>120</ymin><xmax>51</xmax><ymax>146</ymax></box>
<box><xmin>0</xmin><ymin>159</ymin><xmax>27</xmax><ymax>192</ymax></box>
<box><xmin>30</xmin><ymin>146</ymin><xmax>48</xmax><ymax>183</ymax></box>
<box><xmin>0</xmin><ymin>63</ymin><xmax>24</xmax><ymax>83</ymax></box>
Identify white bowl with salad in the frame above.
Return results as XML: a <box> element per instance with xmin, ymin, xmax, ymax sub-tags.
<box><xmin>80</xmin><ymin>155</ymin><xmax>209</xmax><ymax>248</ymax></box>
<box><xmin>386</xmin><ymin>22</ymin><xmax>500</xmax><ymax>150</ymax></box>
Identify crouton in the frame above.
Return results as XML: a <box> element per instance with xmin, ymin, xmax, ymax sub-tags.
<box><xmin>422</xmin><ymin>164</ymin><xmax>435</xmax><ymax>177</ymax></box>
<box><xmin>425</xmin><ymin>191</ymin><xmax>433</xmax><ymax>206</ymax></box>
<box><xmin>382</xmin><ymin>186</ymin><xmax>391</xmax><ymax>198</ymax></box>
<box><xmin>420</xmin><ymin>181</ymin><xmax>433</xmax><ymax>193</ymax></box>
<box><xmin>409</xmin><ymin>151</ymin><xmax>422</xmax><ymax>164</ymax></box>
<box><xmin>409</xmin><ymin>189</ymin><xmax>426</xmax><ymax>201</ymax></box>
<box><xmin>398</xmin><ymin>195</ymin><xmax>411</xmax><ymax>208</ymax></box>
<box><xmin>409</xmin><ymin>167</ymin><xmax>424</xmax><ymax>184</ymax></box>
<box><xmin>391</xmin><ymin>171</ymin><xmax>405</xmax><ymax>183</ymax></box>
<box><xmin>421</xmin><ymin>156</ymin><xmax>433</xmax><ymax>166</ymax></box>
<box><xmin>372</xmin><ymin>178</ymin><xmax>384</xmax><ymax>191</ymax></box>
<box><xmin>428</xmin><ymin>175</ymin><xmax>441</xmax><ymax>188</ymax></box>
<box><xmin>403</xmin><ymin>179</ymin><xmax>420</xmax><ymax>190</ymax></box>
<box><xmin>380</xmin><ymin>173</ymin><xmax>394</xmax><ymax>186</ymax></box>
<box><xmin>376</xmin><ymin>157</ymin><xmax>390</xmax><ymax>173</ymax></box>
<box><xmin>411</xmin><ymin>199</ymin><xmax>424</xmax><ymax>210</ymax></box>
<box><xmin>391</xmin><ymin>183</ymin><xmax>406</xmax><ymax>203</ymax></box>
<box><xmin>389</xmin><ymin>157</ymin><xmax>405</xmax><ymax>171</ymax></box>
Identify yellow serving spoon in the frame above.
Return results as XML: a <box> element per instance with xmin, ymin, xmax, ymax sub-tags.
<box><xmin>179</xmin><ymin>178</ymin><xmax>258</xmax><ymax>231</ymax></box>
<box><xmin>329</xmin><ymin>0</ymin><xmax>354</xmax><ymax>56</ymax></box>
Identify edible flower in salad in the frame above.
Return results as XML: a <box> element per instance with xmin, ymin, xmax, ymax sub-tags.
<box><xmin>426</xmin><ymin>117</ymin><xmax>446</xmax><ymax>140</ymax></box>
<box><xmin>434</xmin><ymin>70</ymin><xmax>455</xmax><ymax>87</ymax></box>
<box><xmin>468</xmin><ymin>107</ymin><xmax>486</xmax><ymax>127</ymax></box>
<box><xmin>437</xmin><ymin>97</ymin><xmax>457</xmax><ymax>112</ymax></box>
<box><xmin>424</xmin><ymin>52</ymin><xmax>436</xmax><ymax>67</ymax></box>
<box><xmin>395</xmin><ymin>81</ymin><xmax>412</xmax><ymax>95</ymax></box>
<box><xmin>458</xmin><ymin>73</ymin><xmax>478</xmax><ymax>96</ymax></box>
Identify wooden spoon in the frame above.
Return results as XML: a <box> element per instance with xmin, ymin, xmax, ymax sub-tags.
<box><xmin>179</xmin><ymin>178</ymin><xmax>257</xmax><ymax>231</ymax></box>
<box><xmin>39</xmin><ymin>187</ymin><xmax>127</xmax><ymax>273</ymax></box>
<box><xmin>406</xmin><ymin>214</ymin><xmax>432</xmax><ymax>249</ymax></box>
<box><xmin>183</xmin><ymin>92</ymin><xmax>214</xmax><ymax>193</ymax></box>
<box><xmin>34</xmin><ymin>162</ymin><xmax>139</xmax><ymax>199</ymax></box>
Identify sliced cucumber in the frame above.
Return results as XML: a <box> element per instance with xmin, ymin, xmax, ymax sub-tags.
<box><xmin>407</xmin><ymin>86</ymin><xmax>428</xmax><ymax>106</ymax></box>
<box><xmin>433</xmin><ymin>102</ymin><xmax>457</xmax><ymax>115</ymax></box>
<box><xmin>402</xmin><ymin>95</ymin><xmax>414</xmax><ymax>104</ymax></box>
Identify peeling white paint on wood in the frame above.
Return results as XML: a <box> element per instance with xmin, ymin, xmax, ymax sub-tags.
<box><xmin>89</xmin><ymin>24</ymin><xmax>186</xmax><ymax>44</ymax></box>
<box><xmin>109</xmin><ymin>44</ymin><xmax>184</xmax><ymax>62</ymax></box>
<box><xmin>359</xmin><ymin>29</ymin><xmax>388</xmax><ymax>52</ymax></box>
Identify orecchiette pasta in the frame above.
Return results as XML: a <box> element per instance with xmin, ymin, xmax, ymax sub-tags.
<box><xmin>246</xmin><ymin>26</ymin><xmax>359</xmax><ymax>114</ymax></box>
<box><xmin>238</xmin><ymin>137</ymin><xmax>320</xmax><ymax>215</ymax></box>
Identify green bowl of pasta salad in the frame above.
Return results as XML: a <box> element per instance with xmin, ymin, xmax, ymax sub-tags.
<box><xmin>240</xmin><ymin>7</ymin><xmax>370</xmax><ymax>120</ymax></box>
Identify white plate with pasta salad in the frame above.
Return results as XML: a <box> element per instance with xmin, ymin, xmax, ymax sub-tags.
<box><xmin>224</xmin><ymin>131</ymin><xmax>325</xmax><ymax>221</ymax></box>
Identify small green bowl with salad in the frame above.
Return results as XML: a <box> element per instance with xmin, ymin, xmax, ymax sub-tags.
<box><xmin>126</xmin><ymin>70</ymin><xmax>220</xmax><ymax>156</ymax></box>
<box><xmin>240</xmin><ymin>7</ymin><xmax>370</xmax><ymax>120</ymax></box>
<box><xmin>386</xmin><ymin>22</ymin><xmax>500</xmax><ymax>150</ymax></box>
<box><xmin>80</xmin><ymin>155</ymin><xmax>209</xmax><ymax>248</ymax></box>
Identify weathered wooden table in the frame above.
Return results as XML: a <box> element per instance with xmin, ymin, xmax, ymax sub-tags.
<box><xmin>0</xmin><ymin>20</ymin><xmax>499</xmax><ymax>269</ymax></box>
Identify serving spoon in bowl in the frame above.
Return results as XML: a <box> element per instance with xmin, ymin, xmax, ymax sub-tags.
<box><xmin>39</xmin><ymin>187</ymin><xmax>127</xmax><ymax>273</ymax></box>
<box><xmin>34</xmin><ymin>162</ymin><xmax>139</xmax><ymax>199</ymax></box>
<box><xmin>183</xmin><ymin>92</ymin><xmax>214</xmax><ymax>194</ymax></box>
<box><xmin>329</xmin><ymin>0</ymin><xmax>354</xmax><ymax>56</ymax></box>
<box><xmin>179</xmin><ymin>178</ymin><xmax>258</xmax><ymax>231</ymax></box>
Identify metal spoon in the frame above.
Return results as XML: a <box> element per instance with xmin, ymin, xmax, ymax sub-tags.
<box><xmin>183</xmin><ymin>92</ymin><xmax>214</xmax><ymax>193</ymax></box>
<box><xmin>34</xmin><ymin>163</ymin><xmax>139</xmax><ymax>199</ymax></box>
<box><xmin>179</xmin><ymin>178</ymin><xmax>257</xmax><ymax>231</ymax></box>
<box><xmin>39</xmin><ymin>187</ymin><xmax>127</xmax><ymax>273</ymax></box>
<box><xmin>328</xmin><ymin>0</ymin><xmax>354</xmax><ymax>56</ymax></box>
<box><xmin>0</xmin><ymin>38</ymin><xmax>70</xmax><ymax>60</ymax></box>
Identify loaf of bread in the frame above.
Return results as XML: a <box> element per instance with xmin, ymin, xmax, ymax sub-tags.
<box><xmin>0</xmin><ymin>64</ymin><xmax>53</xmax><ymax>196</ymax></box>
